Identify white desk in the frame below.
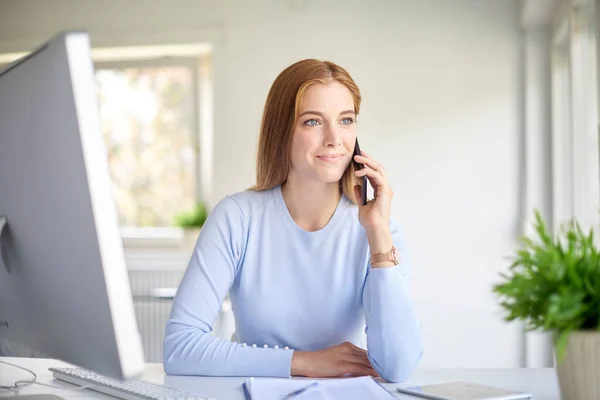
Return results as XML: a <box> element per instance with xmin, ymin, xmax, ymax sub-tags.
<box><xmin>0</xmin><ymin>357</ymin><xmax>560</xmax><ymax>399</ymax></box>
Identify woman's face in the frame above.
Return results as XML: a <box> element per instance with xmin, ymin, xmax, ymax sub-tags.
<box><xmin>288</xmin><ymin>80</ymin><xmax>357</xmax><ymax>185</ymax></box>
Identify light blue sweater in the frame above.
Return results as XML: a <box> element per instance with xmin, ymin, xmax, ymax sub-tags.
<box><xmin>163</xmin><ymin>185</ymin><xmax>423</xmax><ymax>382</ymax></box>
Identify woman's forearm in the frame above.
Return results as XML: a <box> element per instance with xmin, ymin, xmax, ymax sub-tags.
<box><xmin>363</xmin><ymin>266</ymin><xmax>423</xmax><ymax>382</ymax></box>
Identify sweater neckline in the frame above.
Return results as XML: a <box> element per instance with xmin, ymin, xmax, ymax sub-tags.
<box><xmin>273</xmin><ymin>184</ymin><xmax>350</xmax><ymax>241</ymax></box>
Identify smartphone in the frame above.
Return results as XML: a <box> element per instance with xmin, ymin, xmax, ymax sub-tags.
<box><xmin>352</xmin><ymin>138</ymin><xmax>368</xmax><ymax>206</ymax></box>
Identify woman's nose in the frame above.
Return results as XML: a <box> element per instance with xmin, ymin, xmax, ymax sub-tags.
<box><xmin>323</xmin><ymin>122</ymin><xmax>342</xmax><ymax>147</ymax></box>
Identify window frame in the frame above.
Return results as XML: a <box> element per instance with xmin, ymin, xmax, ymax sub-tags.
<box><xmin>550</xmin><ymin>0</ymin><xmax>600</xmax><ymax>233</ymax></box>
<box><xmin>551</xmin><ymin>13</ymin><xmax>574</xmax><ymax>226</ymax></box>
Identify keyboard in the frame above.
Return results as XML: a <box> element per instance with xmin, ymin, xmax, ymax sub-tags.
<box><xmin>49</xmin><ymin>367</ymin><xmax>215</xmax><ymax>400</ymax></box>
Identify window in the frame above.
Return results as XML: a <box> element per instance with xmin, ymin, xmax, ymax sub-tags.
<box><xmin>95</xmin><ymin>60</ymin><xmax>199</xmax><ymax>229</ymax></box>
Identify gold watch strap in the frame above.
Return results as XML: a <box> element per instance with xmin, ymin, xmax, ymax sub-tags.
<box><xmin>370</xmin><ymin>245</ymin><xmax>399</xmax><ymax>265</ymax></box>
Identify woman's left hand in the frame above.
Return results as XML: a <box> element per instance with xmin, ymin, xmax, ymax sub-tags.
<box><xmin>353</xmin><ymin>150</ymin><xmax>395</xmax><ymax>257</ymax></box>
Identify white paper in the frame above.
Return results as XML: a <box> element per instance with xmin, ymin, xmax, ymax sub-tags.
<box><xmin>246</xmin><ymin>376</ymin><xmax>395</xmax><ymax>400</ymax></box>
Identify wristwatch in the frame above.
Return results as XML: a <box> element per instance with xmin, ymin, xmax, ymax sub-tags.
<box><xmin>370</xmin><ymin>245</ymin><xmax>399</xmax><ymax>266</ymax></box>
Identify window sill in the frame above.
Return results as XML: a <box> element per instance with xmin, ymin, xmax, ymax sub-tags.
<box><xmin>119</xmin><ymin>227</ymin><xmax>201</xmax><ymax>271</ymax></box>
<box><xmin>121</xmin><ymin>227</ymin><xmax>185</xmax><ymax>250</ymax></box>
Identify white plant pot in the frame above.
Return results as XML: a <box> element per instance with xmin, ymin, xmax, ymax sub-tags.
<box><xmin>556</xmin><ymin>331</ymin><xmax>600</xmax><ymax>400</ymax></box>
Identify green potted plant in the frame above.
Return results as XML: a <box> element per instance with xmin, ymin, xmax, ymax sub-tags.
<box><xmin>173</xmin><ymin>201</ymin><xmax>209</xmax><ymax>253</ymax></box>
<box><xmin>493</xmin><ymin>210</ymin><xmax>600</xmax><ymax>400</ymax></box>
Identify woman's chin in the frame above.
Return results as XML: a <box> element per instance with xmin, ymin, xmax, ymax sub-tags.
<box><xmin>293</xmin><ymin>167</ymin><xmax>346</xmax><ymax>184</ymax></box>
<box><xmin>316</xmin><ymin>171</ymin><xmax>345</xmax><ymax>184</ymax></box>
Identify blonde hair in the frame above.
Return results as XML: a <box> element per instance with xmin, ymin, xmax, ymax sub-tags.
<box><xmin>249</xmin><ymin>59</ymin><xmax>362</xmax><ymax>204</ymax></box>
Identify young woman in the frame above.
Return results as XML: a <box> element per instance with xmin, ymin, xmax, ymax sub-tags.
<box><xmin>163</xmin><ymin>59</ymin><xmax>423</xmax><ymax>383</ymax></box>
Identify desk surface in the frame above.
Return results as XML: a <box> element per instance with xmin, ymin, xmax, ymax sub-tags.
<box><xmin>0</xmin><ymin>357</ymin><xmax>560</xmax><ymax>399</ymax></box>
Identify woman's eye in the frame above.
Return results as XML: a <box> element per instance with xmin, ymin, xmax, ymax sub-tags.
<box><xmin>341</xmin><ymin>117</ymin><xmax>355</xmax><ymax>125</ymax></box>
<box><xmin>304</xmin><ymin>119</ymin><xmax>320</xmax><ymax>126</ymax></box>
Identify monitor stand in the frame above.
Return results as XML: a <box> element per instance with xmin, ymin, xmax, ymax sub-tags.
<box><xmin>1</xmin><ymin>218</ymin><xmax>65</xmax><ymax>400</ymax></box>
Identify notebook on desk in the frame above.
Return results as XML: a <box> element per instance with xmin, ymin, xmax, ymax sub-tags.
<box><xmin>242</xmin><ymin>376</ymin><xmax>395</xmax><ymax>400</ymax></box>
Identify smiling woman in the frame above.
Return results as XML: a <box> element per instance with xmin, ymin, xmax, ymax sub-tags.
<box><xmin>163</xmin><ymin>59</ymin><xmax>423</xmax><ymax>383</ymax></box>
<box><xmin>289</xmin><ymin>82</ymin><xmax>358</xmax><ymax>192</ymax></box>
<box><xmin>252</xmin><ymin>60</ymin><xmax>362</xmax><ymax>205</ymax></box>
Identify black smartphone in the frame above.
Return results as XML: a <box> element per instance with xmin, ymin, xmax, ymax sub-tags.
<box><xmin>353</xmin><ymin>138</ymin><xmax>368</xmax><ymax>206</ymax></box>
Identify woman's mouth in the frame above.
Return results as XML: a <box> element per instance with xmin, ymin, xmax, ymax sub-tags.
<box><xmin>316</xmin><ymin>154</ymin><xmax>345</xmax><ymax>162</ymax></box>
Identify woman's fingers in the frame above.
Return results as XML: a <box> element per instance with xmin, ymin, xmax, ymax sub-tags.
<box><xmin>342</xmin><ymin>342</ymin><xmax>368</xmax><ymax>356</ymax></box>
<box><xmin>296</xmin><ymin>342</ymin><xmax>379</xmax><ymax>379</ymax></box>
<box><xmin>344</xmin><ymin>353</ymin><xmax>372</xmax><ymax>369</ymax></box>
<box><xmin>354</xmin><ymin>151</ymin><xmax>388</xmax><ymax>181</ymax></box>
<box><xmin>353</xmin><ymin>150</ymin><xmax>393</xmax><ymax>201</ymax></box>
<box><xmin>347</xmin><ymin>342</ymin><xmax>368</xmax><ymax>355</ymax></box>
<box><xmin>347</xmin><ymin>342</ymin><xmax>367</xmax><ymax>354</ymax></box>
<box><xmin>354</xmin><ymin>154</ymin><xmax>381</xmax><ymax>173</ymax></box>
<box><xmin>346</xmin><ymin>344</ymin><xmax>379</xmax><ymax>377</ymax></box>
<box><xmin>343</xmin><ymin>362</ymin><xmax>379</xmax><ymax>377</ymax></box>
<box><xmin>342</xmin><ymin>345</ymin><xmax>377</xmax><ymax>375</ymax></box>
<box><xmin>355</xmin><ymin>166</ymin><xmax>388</xmax><ymax>193</ymax></box>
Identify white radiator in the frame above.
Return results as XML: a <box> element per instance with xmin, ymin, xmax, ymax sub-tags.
<box><xmin>128</xmin><ymin>269</ymin><xmax>236</xmax><ymax>363</ymax></box>
<box><xmin>128</xmin><ymin>270</ymin><xmax>185</xmax><ymax>363</ymax></box>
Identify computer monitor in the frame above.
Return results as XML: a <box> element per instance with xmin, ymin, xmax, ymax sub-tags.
<box><xmin>0</xmin><ymin>31</ymin><xmax>145</xmax><ymax>381</ymax></box>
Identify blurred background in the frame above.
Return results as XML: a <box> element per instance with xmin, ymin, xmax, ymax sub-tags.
<box><xmin>0</xmin><ymin>0</ymin><xmax>598</xmax><ymax>371</ymax></box>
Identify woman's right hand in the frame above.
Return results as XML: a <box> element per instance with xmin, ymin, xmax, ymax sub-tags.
<box><xmin>290</xmin><ymin>342</ymin><xmax>379</xmax><ymax>378</ymax></box>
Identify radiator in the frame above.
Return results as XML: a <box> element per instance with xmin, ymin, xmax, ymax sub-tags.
<box><xmin>128</xmin><ymin>270</ymin><xmax>185</xmax><ymax>363</ymax></box>
<box><xmin>128</xmin><ymin>269</ymin><xmax>236</xmax><ymax>363</ymax></box>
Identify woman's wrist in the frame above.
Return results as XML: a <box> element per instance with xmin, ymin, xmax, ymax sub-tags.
<box><xmin>366</xmin><ymin>226</ymin><xmax>393</xmax><ymax>256</ymax></box>
<box><xmin>366</xmin><ymin>225</ymin><xmax>395</xmax><ymax>268</ymax></box>
<box><xmin>291</xmin><ymin>351</ymin><xmax>309</xmax><ymax>376</ymax></box>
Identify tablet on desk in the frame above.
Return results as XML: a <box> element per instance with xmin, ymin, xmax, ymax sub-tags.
<box><xmin>396</xmin><ymin>381</ymin><xmax>532</xmax><ymax>400</ymax></box>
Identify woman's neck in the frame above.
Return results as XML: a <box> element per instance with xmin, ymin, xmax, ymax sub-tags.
<box><xmin>280</xmin><ymin>176</ymin><xmax>342</xmax><ymax>232</ymax></box>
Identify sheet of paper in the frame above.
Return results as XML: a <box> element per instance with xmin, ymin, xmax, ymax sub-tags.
<box><xmin>247</xmin><ymin>376</ymin><xmax>395</xmax><ymax>400</ymax></box>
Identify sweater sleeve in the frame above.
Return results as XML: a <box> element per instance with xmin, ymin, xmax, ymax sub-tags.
<box><xmin>163</xmin><ymin>196</ymin><xmax>294</xmax><ymax>377</ymax></box>
<box><xmin>362</xmin><ymin>219</ymin><xmax>423</xmax><ymax>383</ymax></box>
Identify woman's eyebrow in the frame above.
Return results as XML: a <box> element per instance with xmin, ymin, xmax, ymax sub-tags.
<box><xmin>298</xmin><ymin>110</ymin><xmax>356</xmax><ymax>118</ymax></box>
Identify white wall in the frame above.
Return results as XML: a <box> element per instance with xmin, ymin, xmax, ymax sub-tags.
<box><xmin>0</xmin><ymin>0</ymin><xmax>524</xmax><ymax>368</ymax></box>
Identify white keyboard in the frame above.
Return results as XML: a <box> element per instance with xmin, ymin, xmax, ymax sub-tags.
<box><xmin>49</xmin><ymin>367</ymin><xmax>215</xmax><ymax>400</ymax></box>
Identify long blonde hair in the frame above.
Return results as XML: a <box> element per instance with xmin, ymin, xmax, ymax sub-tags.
<box><xmin>249</xmin><ymin>59</ymin><xmax>362</xmax><ymax>204</ymax></box>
